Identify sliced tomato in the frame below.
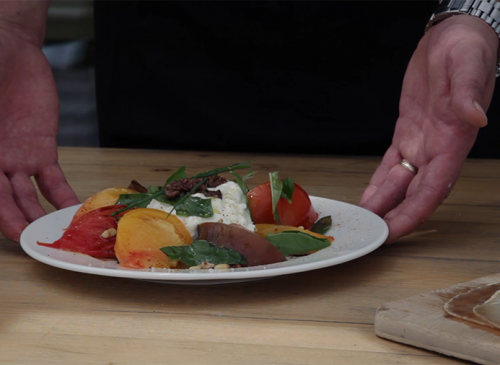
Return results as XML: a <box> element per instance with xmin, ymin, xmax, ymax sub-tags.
<box><xmin>247</xmin><ymin>182</ymin><xmax>318</xmax><ymax>229</ymax></box>
<box><xmin>38</xmin><ymin>205</ymin><xmax>128</xmax><ymax>259</ymax></box>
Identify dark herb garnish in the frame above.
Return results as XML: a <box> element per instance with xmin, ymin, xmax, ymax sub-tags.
<box><xmin>310</xmin><ymin>216</ymin><xmax>332</xmax><ymax>235</ymax></box>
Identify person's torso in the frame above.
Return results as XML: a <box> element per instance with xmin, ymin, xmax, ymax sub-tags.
<box><xmin>94</xmin><ymin>1</ymin><xmax>436</xmax><ymax>155</ymax></box>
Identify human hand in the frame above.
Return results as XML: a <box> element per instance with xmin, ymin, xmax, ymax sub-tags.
<box><xmin>0</xmin><ymin>29</ymin><xmax>79</xmax><ymax>243</ymax></box>
<box><xmin>359</xmin><ymin>15</ymin><xmax>498</xmax><ymax>243</ymax></box>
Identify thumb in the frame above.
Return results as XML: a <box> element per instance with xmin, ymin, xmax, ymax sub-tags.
<box><xmin>448</xmin><ymin>57</ymin><xmax>493</xmax><ymax>128</ymax></box>
<box><xmin>443</xmin><ymin>18</ymin><xmax>498</xmax><ymax>128</ymax></box>
<box><xmin>457</xmin><ymin>98</ymin><xmax>488</xmax><ymax>128</ymax></box>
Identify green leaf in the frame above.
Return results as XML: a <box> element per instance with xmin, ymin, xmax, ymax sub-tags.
<box><xmin>146</xmin><ymin>186</ymin><xmax>170</xmax><ymax>203</ymax></box>
<box><xmin>269</xmin><ymin>171</ymin><xmax>282</xmax><ymax>224</ymax></box>
<box><xmin>161</xmin><ymin>240</ymin><xmax>247</xmax><ymax>267</ymax></box>
<box><xmin>310</xmin><ymin>216</ymin><xmax>332</xmax><ymax>235</ymax></box>
<box><xmin>111</xmin><ymin>189</ymin><xmax>165</xmax><ymax>217</ymax></box>
<box><xmin>241</xmin><ymin>171</ymin><xmax>256</xmax><ymax>181</ymax></box>
<box><xmin>115</xmin><ymin>193</ymin><xmax>151</xmax><ymax>208</ymax></box>
<box><xmin>167</xmin><ymin>177</ymin><xmax>207</xmax><ymax>218</ymax></box>
<box><xmin>280</xmin><ymin>177</ymin><xmax>294</xmax><ymax>203</ymax></box>
<box><xmin>116</xmin><ymin>188</ymin><xmax>213</xmax><ymax>218</ymax></box>
<box><xmin>147</xmin><ymin>186</ymin><xmax>162</xmax><ymax>194</ymax></box>
<box><xmin>230</xmin><ymin>171</ymin><xmax>249</xmax><ymax>195</ymax></box>
<box><xmin>230</xmin><ymin>171</ymin><xmax>254</xmax><ymax>220</ymax></box>
<box><xmin>265</xmin><ymin>231</ymin><xmax>331</xmax><ymax>256</ymax></box>
<box><xmin>190</xmin><ymin>161</ymin><xmax>252</xmax><ymax>178</ymax></box>
<box><xmin>175</xmin><ymin>196</ymin><xmax>213</xmax><ymax>218</ymax></box>
<box><xmin>166</xmin><ymin>166</ymin><xmax>187</xmax><ymax>184</ymax></box>
<box><xmin>111</xmin><ymin>162</ymin><xmax>251</xmax><ymax>218</ymax></box>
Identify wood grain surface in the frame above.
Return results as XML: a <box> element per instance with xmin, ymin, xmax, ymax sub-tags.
<box><xmin>1</xmin><ymin>147</ymin><xmax>500</xmax><ymax>365</ymax></box>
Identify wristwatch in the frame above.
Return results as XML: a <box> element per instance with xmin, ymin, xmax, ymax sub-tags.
<box><xmin>425</xmin><ymin>0</ymin><xmax>500</xmax><ymax>76</ymax></box>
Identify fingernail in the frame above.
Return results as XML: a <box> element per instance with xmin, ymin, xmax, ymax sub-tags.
<box><xmin>473</xmin><ymin>101</ymin><xmax>488</xmax><ymax>126</ymax></box>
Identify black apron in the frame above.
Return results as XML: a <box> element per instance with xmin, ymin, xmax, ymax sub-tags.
<box><xmin>93</xmin><ymin>1</ymin><xmax>499</xmax><ymax>157</ymax></box>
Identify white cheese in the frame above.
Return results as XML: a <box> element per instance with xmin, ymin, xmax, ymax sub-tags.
<box><xmin>147</xmin><ymin>181</ymin><xmax>255</xmax><ymax>239</ymax></box>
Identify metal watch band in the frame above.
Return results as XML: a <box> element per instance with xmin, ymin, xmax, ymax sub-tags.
<box><xmin>426</xmin><ymin>0</ymin><xmax>500</xmax><ymax>76</ymax></box>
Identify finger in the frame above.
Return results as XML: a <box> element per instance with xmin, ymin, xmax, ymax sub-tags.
<box><xmin>9</xmin><ymin>172</ymin><xmax>47</xmax><ymax>222</ymax></box>
<box><xmin>35</xmin><ymin>163</ymin><xmax>80</xmax><ymax>209</ymax></box>
<box><xmin>359</xmin><ymin>147</ymin><xmax>400</xmax><ymax>206</ymax></box>
<box><xmin>384</xmin><ymin>157</ymin><xmax>460</xmax><ymax>243</ymax></box>
<box><xmin>361</xmin><ymin>162</ymin><xmax>416</xmax><ymax>219</ymax></box>
<box><xmin>383</xmin><ymin>182</ymin><xmax>443</xmax><ymax>244</ymax></box>
<box><xmin>359</xmin><ymin>147</ymin><xmax>415</xmax><ymax>217</ymax></box>
<box><xmin>0</xmin><ymin>172</ymin><xmax>31</xmax><ymax>243</ymax></box>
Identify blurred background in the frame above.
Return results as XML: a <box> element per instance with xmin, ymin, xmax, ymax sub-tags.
<box><xmin>44</xmin><ymin>0</ymin><xmax>98</xmax><ymax>147</ymax></box>
<box><xmin>45</xmin><ymin>1</ymin><xmax>500</xmax><ymax>157</ymax></box>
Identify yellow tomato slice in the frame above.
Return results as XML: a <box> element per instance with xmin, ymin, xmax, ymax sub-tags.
<box><xmin>115</xmin><ymin>208</ymin><xmax>192</xmax><ymax>269</ymax></box>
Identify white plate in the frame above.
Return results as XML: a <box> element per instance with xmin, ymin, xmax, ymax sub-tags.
<box><xmin>20</xmin><ymin>197</ymin><xmax>388</xmax><ymax>285</ymax></box>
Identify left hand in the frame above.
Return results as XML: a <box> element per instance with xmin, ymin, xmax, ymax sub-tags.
<box><xmin>0</xmin><ymin>25</ymin><xmax>80</xmax><ymax>243</ymax></box>
<box><xmin>359</xmin><ymin>15</ymin><xmax>498</xmax><ymax>243</ymax></box>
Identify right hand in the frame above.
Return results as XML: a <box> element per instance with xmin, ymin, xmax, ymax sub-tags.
<box><xmin>0</xmin><ymin>28</ymin><xmax>80</xmax><ymax>243</ymax></box>
<box><xmin>359</xmin><ymin>15</ymin><xmax>497</xmax><ymax>243</ymax></box>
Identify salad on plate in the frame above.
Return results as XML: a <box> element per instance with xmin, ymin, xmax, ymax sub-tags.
<box><xmin>38</xmin><ymin>162</ymin><xmax>334</xmax><ymax>270</ymax></box>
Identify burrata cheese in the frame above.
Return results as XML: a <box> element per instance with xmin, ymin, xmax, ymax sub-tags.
<box><xmin>147</xmin><ymin>181</ymin><xmax>255</xmax><ymax>238</ymax></box>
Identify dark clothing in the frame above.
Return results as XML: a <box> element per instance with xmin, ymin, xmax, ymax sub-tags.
<box><xmin>93</xmin><ymin>1</ymin><xmax>499</xmax><ymax>157</ymax></box>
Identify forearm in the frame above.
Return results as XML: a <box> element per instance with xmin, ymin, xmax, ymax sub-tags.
<box><xmin>0</xmin><ymin>1</ymin><xmax>50</xmax><ymax>47</ymax></box>
<box><xmin>0</xmin><ymin>1</ymin><xmax>57</xmax><ymax>140</ymax></box>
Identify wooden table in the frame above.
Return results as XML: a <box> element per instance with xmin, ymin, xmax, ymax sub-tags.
<box><xmin>1</xmin><ymin>147</ymin><xmax>499</xmax><ymax>365</ymax></box>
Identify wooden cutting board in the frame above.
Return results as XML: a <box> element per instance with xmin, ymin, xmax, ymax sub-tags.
<box><xmin>375</xmin><ymin>273</ymin><xmax>500</xmax><ymax>364</ymax></box>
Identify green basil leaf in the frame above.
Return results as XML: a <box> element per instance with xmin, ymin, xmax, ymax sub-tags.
<box><xmin>280</xmin><ymin>177</ymin><xmax>294</xmax><ymax>203</ymax></box>
<box><xmin>269</xmin><ymin>171</ymin><xmax>282</xmax><ymax>224</ymax></box>
<box><xmin>190</xmin><ymin>161</ymin><xmax>252</xmax><ymax>178</ymax></box>
<box><xmin>265</xmin><ymin>231</ymin><xmax>331</xmax><ymax>256</ymax></box>
<box><xmin>166</xmin><ymin>166</ymin><xmax>187</xmax><ymax>184</ymax></box>
<box><xmin>161</xmin><ymin>240</ymin><xmax>247</xmax><ymax>267</ymax></box>
<box><xmin>116</xmin><ymin>193</ymin><xmax>153</xmax><ymax>208</ymax></box>
<box><xmin>146</xmin><ymin>186</ymin><xmax>168</xmax><ymax>203</ymax></box>
<box><xmin>147</xmin><ymin>185</ymin><xmax>162</xmax><ymax>194</ymax></box>
<box><xmin>241</xmin><ymin>171</ymin><xmax>256</xmax><ymax>181</ymax></box>
<box><xmin>175</xmin><ymin>196</ymin><xmax>213</xmax><ymax>218</ymax></box>
<box><xmin>231</xmin><ymin>171</ymin><xmax>254</xmax><ymax>220</ymax></box>
<box><xmin>310</xmin><ymin>216</ymin><xmax>332</xmax><ymax>235</ymax></box>
<box><xmin>167</xmin><ymin>177</ymin><xmax>207</xmax><ymax>218</ymax></box>
<box><xmin>111</xmin><ymin>189</ymin><xmax>165</xmax><ymax>216</ymax></box>
<box><xmin>155</xmin><ymin>195</ymin><xmax>170</xmax><ymax>204</ymax></box>
<box><xmin>230</xmin><ymin>171</ymin><xmax>249</xmax><ymax>195</ymax></box>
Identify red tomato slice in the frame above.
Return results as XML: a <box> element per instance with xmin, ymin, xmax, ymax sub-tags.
<box><xmin>38</xmin><ymin>205</ymin><xmax>127</xmax><ymax>259</ymax></box>
<box><xmin>247</xmin><ymin>182</ymin><xmax>318</xmax><ymax>229</ymax></box>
